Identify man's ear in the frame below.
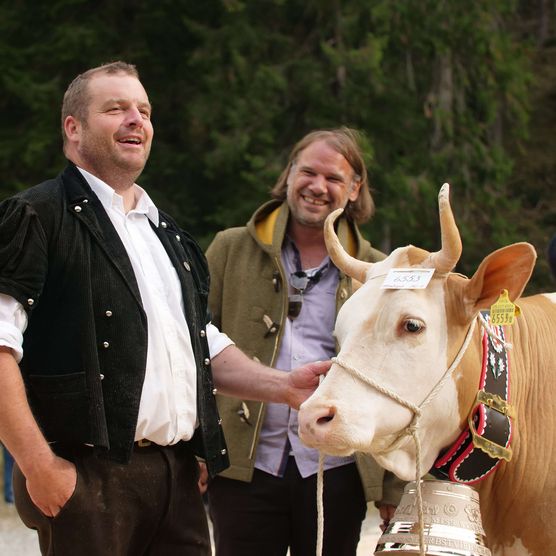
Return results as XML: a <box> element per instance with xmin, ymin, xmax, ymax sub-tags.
<box><xmin>348</xmin><ymin>179</ymin><xmax>362</xmax><ymax>202</ymax></box>
<box><xmin>286</xmin><ymin>164</ymin><xmax>296</xmax><ymax>187</ymax></box>
<box><xmin>63</xmin><ymin>115</ymin><xmax>81</xmax><ymax>144</ymax></box>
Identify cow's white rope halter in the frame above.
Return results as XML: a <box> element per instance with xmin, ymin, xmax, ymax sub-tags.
<box><xmin>316</xmin><ymin>313</ymin><xmax>485</xmax><ymax>556</ymax></box>
<box><xmin>314</xmin><ymin>312</ymin><xmax>512</xmax><ymax>555</ymax></box>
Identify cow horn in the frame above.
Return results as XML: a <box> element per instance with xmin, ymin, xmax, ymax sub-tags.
<box><xmin>324</xmin><ymin>209</ymin><xmax>373</xmax><ymax>283</ymax></box>
<box><xmin>428</xmin><ymin>183</ymin><xmax>462</xmax><ymax>273</ymax></box>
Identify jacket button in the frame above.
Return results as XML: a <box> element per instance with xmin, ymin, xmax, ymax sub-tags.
<box><xmin>74</xmin><ymin>206</ymin><xmax>82</xmax><ymax>213</ymax></box>
<box><xmin>221</xmin><ymin>449</ymin><xmax>227</xmax><ymax>455</ymax></box>
<box><xmin>103</xmin><ymin>341</ymin><xmax>110</xmax><ymax>348</ymax></box>
<box><xmin>183</xmin><ymin>261</ymin><xmax>191</xmax><ymax>271</ymax></box>
<box><xmin>161</xmin><ymin>221</ymin><xmax>167</xmax><ymax>228</ymax></box>
<box><xmin>100</xmin><ymin>374</ymin><xmax>105</xmax><ymax>380</ymax></box>
<box><xmin>200</xmin><ymin>330</ymin><xmax>206</xmax><ymax>338</ymax></box>
<box><xmin>340</xmin><ymin>288</ymin><xmax>348</xmax><ymax>299</ymax></box>
<box><xmin>218</xmin><ymin>418</ymin><xmax>222</xmax><ymax>425</ymax></box>
<box><xmin>212</xmin><ymin>388</ymin><xmax>218</xmax><ymax>395</ymax></box>
<box><xmin>204</xmin><ymin>358</ymin><xmax>210</xmax><ymax>366</ymax></box>
<box><xmin>176</xmin><ymin>235</ymin><xmax>181</xmax><ymax>242</ymax></box>
<box><xmin>27</xmin><ymin>298</ymin><xmax>34</xmax><ymax>306</ymax></box>
<box><xmin>105</xmin><ymin>310</ymin><xmax>113</xmax><ymax>317</ymax></box>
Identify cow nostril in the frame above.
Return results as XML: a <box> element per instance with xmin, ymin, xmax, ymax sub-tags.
<box><xmin>317</xmin><ymin>416</ymin><xmax>333</xmax><ymax>425</ymax></box>
<box><xmin>316</xmin><ymin>406</ymin><xmax>336</xmax><ymax>426</ymax></box>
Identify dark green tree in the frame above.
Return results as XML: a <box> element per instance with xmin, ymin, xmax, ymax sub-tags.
<box><xmin>0</xmin><ymin>0</ymin><xmax>552</xmax><ymax>290</ymax></box>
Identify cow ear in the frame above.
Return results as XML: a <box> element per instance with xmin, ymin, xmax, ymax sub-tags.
<box><xmin>462</xmin><ymin>243</ymin><xmax>537</xmax><ymax>317</ymax></box>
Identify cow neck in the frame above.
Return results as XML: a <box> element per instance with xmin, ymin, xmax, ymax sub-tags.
<box><xmin>431</xmin><ymin>311</ymin><xmax>515</xmax><ymax>484</ymax></box>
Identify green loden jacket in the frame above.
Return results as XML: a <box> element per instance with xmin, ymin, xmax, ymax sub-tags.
<box><xmin>206</xmin><ymin>200</ymin><xmax>404</xmax><ymax>505</ymax></box>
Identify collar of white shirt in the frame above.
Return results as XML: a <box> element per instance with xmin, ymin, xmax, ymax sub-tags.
<box><xmin>76</xmin><ymin>167</ymin><xmax>159</xmax><ymax>226</ymax></box>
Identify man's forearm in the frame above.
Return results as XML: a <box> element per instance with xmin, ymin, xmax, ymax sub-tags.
<box><xmin>0</xmin><ymin>348</ymin><xmax>56</xmax><ymax>477</ymax></box>
<box><xmin>0</xmin><ymin>347</ymin><xmax>79</xmax><ymax>517</ymax></box>
<box><xmin>211</xmin><ymin>345</ymin><xmax>287</xmax><ymax>403</ymax></box>
<box><xmin>210</xmin><ymin>345</ymin><xmax>330</xmax><ymax>410</ymax></box>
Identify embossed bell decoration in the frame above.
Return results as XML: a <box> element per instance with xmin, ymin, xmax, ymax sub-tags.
<box><xmin>374</xmin><ymin>480</ymin><xmax>491</xmax><ymax>556</ymax></box>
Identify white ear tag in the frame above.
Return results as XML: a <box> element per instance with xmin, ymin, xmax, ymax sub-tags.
<box><xmin>381</xmin><ymin>268</ymin><xmax>435</xmax><ymax>290</ymax></box>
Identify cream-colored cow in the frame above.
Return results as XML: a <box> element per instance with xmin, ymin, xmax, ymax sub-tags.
<box><xmin>298</xmin><ymin>184</ymin><xmax>556</xmax><ymax>556</ymax></box>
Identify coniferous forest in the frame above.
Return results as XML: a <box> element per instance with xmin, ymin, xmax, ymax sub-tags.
<box><xmin>1</xmin><ymin>0</ymin><xmax>555</xmax><ymax>291</ymax></box>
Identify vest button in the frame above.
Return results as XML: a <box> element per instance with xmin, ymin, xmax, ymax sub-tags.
<box><xmin>103</xmin><ymin>341</ymin><xmax>110</xmax><ymax>348</ymax></box>
<box><xmin>27</xmin><ymin>298</ymin><xmax>34</xmax><ymax>306</ymax></box>
<box><xmin>161</xmin><ymin>221</ymin><xmax>167</xmax><ymax>228</ymax></box>
<box><xmin>204</xmin><ymin>358</ymin><xmax>210</xmax><ymax>366</ymax></box>
<box><xmin>212</xmin><ymin>388</ymin><xmax>218</xmax><ymax>395</ymax></box>
<box><xmin>200</xmin><ymin>330</ymin><xmax>206</xmax><ymax>338</ymax></box>
<box><xmin>221</xmin><ymin>449</ymin><xmax>227</xmax><ymax>455</ymax></box>
<box><xmin>176</xmin><ymin>235</ymin><xmax>181</xmax><ymax>242</ymax></box>
<box><xmin>183</xmin><ymin>261</ymin><xmax>191</xmax><ymax>271</ymax></box>
<box><xmin>100</xmin><ymin>374</ymin><xmax>105</xmax><ymax>380</ymax></box>
<box><xmin>105</xmin><ymin>310</ymin><xmax>113</xmax><ymax>317</ymax></box>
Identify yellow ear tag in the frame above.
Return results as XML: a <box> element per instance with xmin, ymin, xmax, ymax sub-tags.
<box><xmin>490</xmin><ymin>289</ymin><xmax>521</xmax><ymax>326</ymax></box>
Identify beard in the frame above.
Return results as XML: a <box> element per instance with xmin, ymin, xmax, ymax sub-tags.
<box><xmin>289</xmin><ymin>206</ymin><xmax>328</xmax><ymax>228</ymax></box>
<box><xmin>77</xmin><ymin>125</ymin><xmax>150</xmax><ymax>187</ymax></box>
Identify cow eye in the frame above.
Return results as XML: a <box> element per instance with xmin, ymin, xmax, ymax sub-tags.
<box><xmin>404</xmin><ymin>319</ymin><xmax>424</xmax><ymax>333</ymax></box>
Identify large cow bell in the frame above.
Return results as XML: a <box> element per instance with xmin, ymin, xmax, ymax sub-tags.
<box><xmin>374</xmin><ymin>480</ymin><xmax>491</xmax><ymax>556</ymax></box>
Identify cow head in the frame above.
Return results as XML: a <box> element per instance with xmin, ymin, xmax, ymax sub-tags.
<box><xmin>298</xmin><ymin>184</ymin><xmax>536</xmax><ymax>481</ymax></box>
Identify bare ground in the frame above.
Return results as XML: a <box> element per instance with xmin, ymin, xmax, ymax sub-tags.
<box><xmin>0</xmin><ymin>499</ymin><xmax>381</xmax><ymax>555</ymax></box>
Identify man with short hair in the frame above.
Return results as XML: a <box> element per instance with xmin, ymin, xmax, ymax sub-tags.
<box><xmin>0</xmin><ymin>61</ymin><xmax>328</xmax><ymax>556</ymax></box>
<box><xmin>205</xmin><ymin>128</ymin><xmax>404</xmax><ymax>556</ymax></box>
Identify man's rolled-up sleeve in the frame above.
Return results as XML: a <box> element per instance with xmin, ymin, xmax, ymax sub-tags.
<box><xmin>0</xmin><ymin>294</ymin><xmax>27</xmax><ymax>363</ymax></box>
<box><xmin>206</xmin><ymin>323</ymin><xmax>234</xmax><ymax>358</ymax></box>
<box><xmin>0</xmin><ymin>197</ymin><xmax>48</xmax><ymax>311</ymax></box>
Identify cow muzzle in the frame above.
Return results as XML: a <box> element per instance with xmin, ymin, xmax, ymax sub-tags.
<box><xmin>298</xmin><ymin>397</ymin><xmax>372</xmax><ymax>456</ymax></box>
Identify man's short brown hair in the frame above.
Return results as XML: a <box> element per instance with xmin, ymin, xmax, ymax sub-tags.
<box><xmin>270</xmin><ymin>127</ymin><xmax>375</xmax><ymax>224</ymax></box>
<box><xmin>61</xmin><ymin>61</ymin><xmax>139</xmax><ymax>149</ymax></box>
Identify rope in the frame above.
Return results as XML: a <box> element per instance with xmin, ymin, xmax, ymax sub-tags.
<box><xmin>332</xmin><ymin>359</ymin><xmax>421</xmax><ymax>416</ymax></box>
<box><xmin>477</xmin><ymin>311</ymin><xmax>513</xmax><ymax>350</ymax></box>
<box><xmin>316</xmin><ymin>452</ymin><xmax>325</xmax><ymax>556</ymax></box>
<box><xmin>316</xmin><ymin>373</ymin><xmax>325</xmax><ymax>556</ymax></box>
<box><xmin>409</xmin><ymin>424</ymin><xmax>425</xmax><ymax>554</ymax></box>
<box><xmin>330</xmin><ymin>314</ymin><xmax>481</xmax><ymax>556</ymax></box>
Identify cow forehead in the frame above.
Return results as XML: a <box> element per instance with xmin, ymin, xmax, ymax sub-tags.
<box><xmin>334</xmin><ymin>278</ymin><xmax>450</xmax><ymax>398</ymax></box>
<box><xmin>337</xmin><ymin>268</ymin><xmax>447</xmax><ymax>336</ymax></box>
<box><xmin>366</xmin><ymin>249</ymin><xmax>402</xmax><ymax>280</ymax></box>
<box><xmin>361</xmin><ymin>245</ymin><xmax>439</xmax><ymax>290</ymax></box>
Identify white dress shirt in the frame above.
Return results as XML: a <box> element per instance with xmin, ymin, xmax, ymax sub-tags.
<box><xmin>0</xmin><ymin>167</ymin><xmax>233</xmax><ymax>445</ymax></box>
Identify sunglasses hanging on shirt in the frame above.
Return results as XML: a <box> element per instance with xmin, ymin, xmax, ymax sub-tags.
<box><xmin>288</xmin><ymin>266</ymin><xmax>328</xmax><ymax>319</ymax></box>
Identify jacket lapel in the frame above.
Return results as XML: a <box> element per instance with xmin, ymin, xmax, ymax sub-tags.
<box><xmin>149</xmin><ymin>219</ymin><xmax>188</xmax><ymax>289</ymax></box>
<box><xmin>61</xmin><ymin>164</ymin><xmax>143</xmax><ymax>309</ymax></box>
